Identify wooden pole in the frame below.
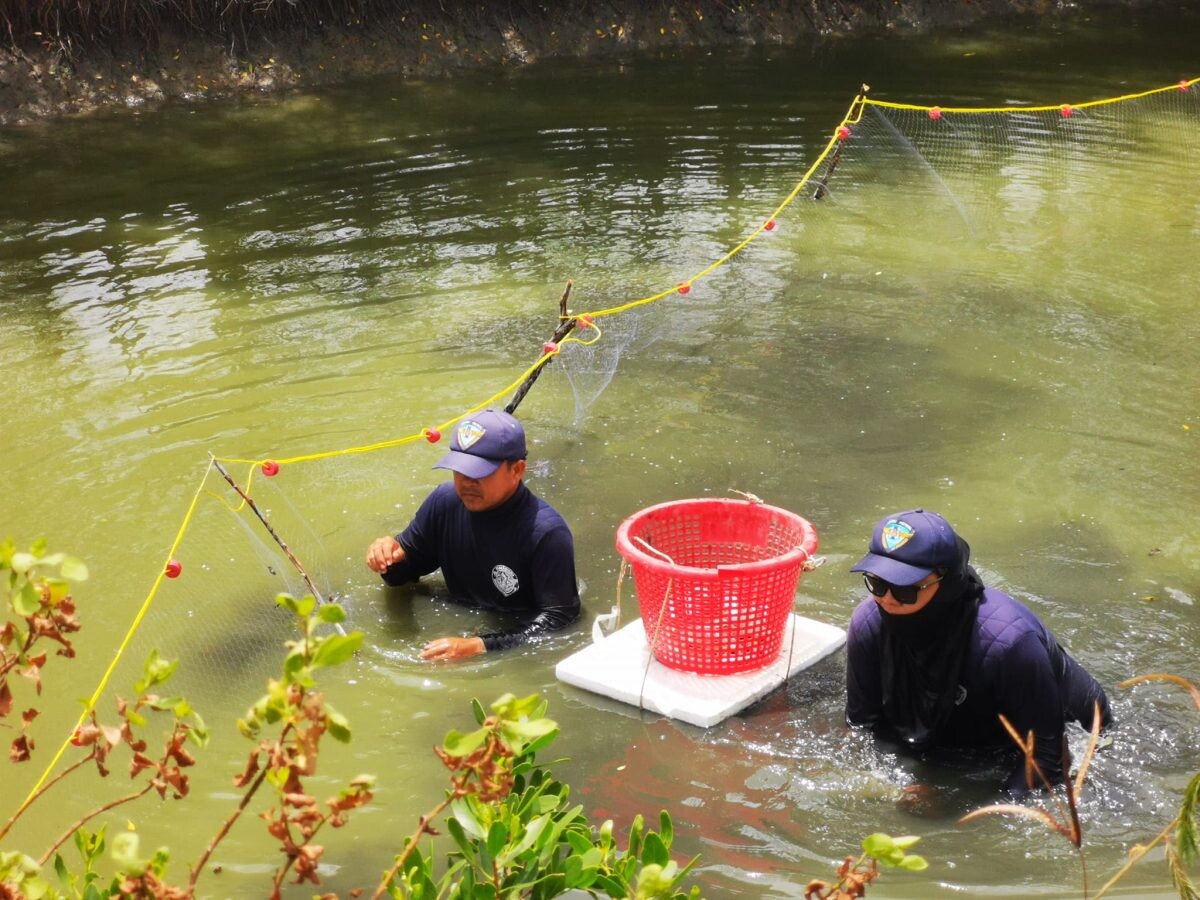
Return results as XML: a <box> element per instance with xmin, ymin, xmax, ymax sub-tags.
<box><xmin>814</xmin><ymin>85</ymin><xmax>869</xmax><ymax>200</ymax></box>
<box><xmin>211</xmin><ymin>458</ymin><xmax>345</xmax><ymax>634</ymax></box>
<box><xmin>504</xmin><ymin>280</ymin><xmax>576</xmax><ymax>415</ymax></box>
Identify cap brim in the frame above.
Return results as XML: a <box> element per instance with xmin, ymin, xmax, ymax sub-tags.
<box><xmin>433</xmin><ymin>450</ymin><xmax>501</xmax><ymax>479</ymax></box>
<box><xmin>849</xmin><ymin>552</ymin><xmax>933</xmax><ymax>585</ymax></box>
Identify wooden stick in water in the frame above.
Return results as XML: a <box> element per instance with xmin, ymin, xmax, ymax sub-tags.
<box><xmin>211</xmin><ymin>458</ymin><xmax>345</xmax><ymax>634</ymax></box>
<box><xmin>505</xmin><ymin>279</ymin><xmax>576</xmax><ymax>415</ymax></box>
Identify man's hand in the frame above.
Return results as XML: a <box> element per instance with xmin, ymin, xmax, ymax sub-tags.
<box><xmin>420</xmin><ymin>636</ymin><xmax>486</xmax><ymax>661</ymax></box>
<box><xmin>366</xmin><ymin>536</ymin><xmax>405</xmax><ymax>573</ymax></box>
<box><xmin>897</xmin><ymin>782</ymin><xmax>942</xmax><ymax>818</ymax></box>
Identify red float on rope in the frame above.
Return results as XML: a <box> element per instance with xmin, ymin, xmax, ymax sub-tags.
<box><xmin>929</xmin><ymin>107</ymin><xmax>942</xmax><ymax>120</ymax></box>
<box><xmin>1181</xmin><ymin>80</ymin><xmax>1191</xmax><ymax>91</ymax></box>
<box><xmin>425</xmin><ymin>428</ymin><xmax>441</xmax><ymax>443</ymax></box>
<box><xmin>577</xmin><ymin>314</ymin><xmax>594</xmax><ymax>329</ymax></box>
<box><xmin>836</xmin><ymin>125</ymin><xmax>852</xmax><ymax>141</ymax></box>
<box><xmin>261</xmin><ymin>460</ymin><xmax>280</xmax><ymax>477</ymax></box>
<box><xmin>676</xmin><ymin>282</ymin><xmax>691</xmax><ymax>295</ymax></box>
<box><xmin>764</xmin><ymin>219</ymin><xmax>777</xmax><ymax>231</ymax></box>
<box><xmin>1060</xmin><ymin>105</ymin><xmax>1074</xmax><ymax>118</ymax></box>
<box><xmin>543</xmin><ymin>341</ymin><xmax>559</xmax><ymax>354</ymax></box>
<box><xmin>165</xmin><ymin>559</ymin><xmax>182</xmax><ymax>579</ymax></box>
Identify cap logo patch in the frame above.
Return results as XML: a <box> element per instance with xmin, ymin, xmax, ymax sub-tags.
<box><xmin>882</xmin><ymin>519</ymin><xmax>916</xmax><ymax>552</ymax></box>
<box><xmin>457</xmin><ymin>420</ymin><xmax>486</xmax><ymax>450</ymax></box>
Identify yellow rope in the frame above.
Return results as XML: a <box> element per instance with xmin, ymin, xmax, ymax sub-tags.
<box><xmin>1</xmin><ymin>460</ymin><xmax>215</xmax><ymax>842</ymax></box>
<box><xmin>578</xmin><ymin>91</ymin><xmax>868</xmax><ymax>321</ymax></box>
<box><xmin>865</xmin><ymin>77</ymin><xmax>1199</xmax><ymax>115</ymax></box>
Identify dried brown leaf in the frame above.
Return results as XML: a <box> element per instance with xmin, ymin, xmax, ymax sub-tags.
<box><xmin>958</xmin><ymin>802</ymin><xmax>1072</xmax><ymax>840</ymax></box>
<box><xmin>1119</xmin><ymin>673</ymin><xmax>1200</xmax><ymax>711</ymax></box>
<box><xmin>1074</xmin><ymin>700</ymin><xmax>1104</xmax><ymax>796</ymax></box>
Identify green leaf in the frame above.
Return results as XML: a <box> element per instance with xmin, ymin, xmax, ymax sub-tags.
<box><xmin>53</xmin><ymin>853</ymin><xmax>70</xmax><ymax>888</ymax></box>
<box><xmin>862</xmin><ymin>833</ymin><xmax>896</xmax><ymax>859</ymax></box>
<box><xmin>471</xmin><ymin>697</ymin><xmax>486</xmax><ymax>726</ymax></box>
<box><xmin>593</xmin><ymin>873</ymin><xmax>627</xmax><ymax>897</ymax></box>
<box><xmin>11</xmin><ymin>552</ymin><xmax>36</xmax><ymax>575</ymax></box>
<box><xmin>628</xmin><ymin>814</ymin><xmax>645</xmax><ymax>858</ymax></box>
<box><xmin>640</xmin><ymin>831</ymin><xmax>669</xmax><ymax>867</ymax></box>
<box><xmin>565</xmin><ymin>831</ymin><xmax>593</xmax><ymax>855</ymax></box>
<box><xmin>283</xmin><ymin>651</ymin><xmax>307</xmax><ymax>684</ymax></box>
<box><xmin>14</xmin><ymin>581</ymin><xmax>41</xmax><ymax>617</ymax></box>
<box><xmin>445</xmin><ymin>816</ymin><xmax>478</xmax><ymax>865</ymax></box>
<box><xmin>563</xmin><ymin>854</ymin><xmax>584</xmax><ymax>887</ymax></box>
<box><xmin>110</xmin><ymin>832</ymin><xmax>141</xmax><ymax>870</ymax></box>
<box><xmin>135</xmin><ymin>650</ymin><xmax>178</xmax><ymax>694</ymax></box>
<box><xmin>60</xmin><ymin>557</ymin><xmax>89</xmax><ymax>581</ymax></box>
<box><xmin>275</xmin><ymin>593</ymin><xmax>300</xmax><ymax>614</ymax></box>
<box><xmin>310</xmin><ymin>632</ymin><xmax>363</xmax><ymax>669</ymax></box>
<box><xmin>1177</xmin><ymin>771</ymin><xmax>1200</xmax><ymax>866</ymax></box>
<box><xmin>18</xmin><ymin>875</ymin><xmax>50</xmax><ymax>900</ymax></box>
<box><xmin>188</xmin><ymin>711</ymin><xmax>210</xmax><ymax>746</ymax></box>
<box><xmin>899</xmin><ymin>854</ymin><xmax>929</xmax><ymax>871</ymax></box>
<box><xmin>450</xmin><ymin>797</ymin><xmax>487</xmax><ymax>841</ymax></box>
<box><xmin>891</xmin><ymin>835</ymin><xmax>922</xmax><ymax>851</ymax></box>
<box><xmin>486</xmin><ymin>820</ymin><xmax>509</xmax><ymax>858</ymax></box>
<box><xmin>443</xmin><ymin>727</ymin><xmax>488</xmax><ymax>757</ymax></box>
<box><xmin>326</xmin><ymin>705</ymin><xmax>352</xmax><ymax>743</ymax></box>
<box><xmin>658</xmin><ymin>811</ymin><xmax>674</xmax><ymax>848</ymax></box>
<box><xmin>497</xmin><ymin>815</ymin><xmax>549</xmax><ymax>867</ymax></box>
<box><xmin>315</xmin><ymin>603</ymin><xmax>346</xmax><ymax>624</ymax></box>
<box><xmin>491</xmin><ymin>693</ymin><xmax>545</xmax><ymax>721</ymax></box>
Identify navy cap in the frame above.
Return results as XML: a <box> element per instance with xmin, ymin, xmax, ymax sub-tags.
<box><xmin>850</xmin><ymin>509</ymin><xmax>958</xmax><ymax>585</ymax></box>
<box><xmin>433</xmin><ymin>410</ymin><xmax>527</xmax><ymax>479</ymax></box>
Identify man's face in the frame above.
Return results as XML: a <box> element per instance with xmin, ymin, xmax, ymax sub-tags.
<box><xmin>452</xmin><ymin>459</ymin><xmax>526</xmax><ymax>512</ymax></box>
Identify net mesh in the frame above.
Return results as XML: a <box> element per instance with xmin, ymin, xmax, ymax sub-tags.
<box><xmin>11</xmin><ymin>77</ymin><xmax>1199</xmax><ymax>822</ymax></box>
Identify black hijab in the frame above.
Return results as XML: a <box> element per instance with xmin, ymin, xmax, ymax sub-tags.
<box><xmin>878</xmin><ymin>535</ymin><xmax>985</xmax><ymax>750</ymax></box>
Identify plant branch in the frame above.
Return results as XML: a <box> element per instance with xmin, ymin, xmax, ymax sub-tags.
<box><xmin>1</xmin><ymin>750</ymin><xmax>94</xmax><ymax>839</ymax></box>
<box><xmin>1092</xmin><ymin>814</ymin><xmax>1180</xmax><ymax>899</ymax></box>
<box><xmin>372</xmin><ymin>795</ymin><xmax>455</xmax><ymax>899</ymax></box>
<box><xmin>38</xmin><ymin>781</ymin><xmax>154</xmax><ymax>865</ymax></box>
<box><xmin>188</xmin><ymin>758</ymin><xmax>272</xmax><ymax>890</ymax></box>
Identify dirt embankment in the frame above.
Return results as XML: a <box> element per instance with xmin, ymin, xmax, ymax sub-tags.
<box><xmin>0</xmin><ymin>0</ymin><xmax>1176</xmax><ymax>127</ymax></box>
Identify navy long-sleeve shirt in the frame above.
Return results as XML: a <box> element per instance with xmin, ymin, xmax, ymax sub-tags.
<box><xmin>846</xmin><ymin>588</ymin><xmax>1111</xmax><ymax>793</ymax></box>
<box><xmin>382</xmin><ymin>481</ymin><xmax>580</xmax><ymax>651</ymax></box>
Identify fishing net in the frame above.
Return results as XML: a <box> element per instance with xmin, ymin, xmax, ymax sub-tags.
<box><xmin>10</xmin><ymin>76</ymin><xmax>1198</xmax><ymax>833</ymax></box>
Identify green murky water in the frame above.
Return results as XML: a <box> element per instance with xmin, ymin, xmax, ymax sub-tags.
<box><xmin>2</xmin><ymin>7</ymin><xmax>1198</xmax><ymax>897</ymax></box>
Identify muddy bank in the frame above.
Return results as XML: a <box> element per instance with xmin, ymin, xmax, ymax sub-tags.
<box><xmin>0</xmin><ymin>0</ymin><xmax>1184</xmax><ymax>127</ymax></box>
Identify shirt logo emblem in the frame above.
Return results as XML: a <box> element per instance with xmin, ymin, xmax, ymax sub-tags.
<box><xmin>492</xmin><ymin>565</ymin><xmax>519</xmax><ymax>596</ymax></box>
<box><xmin>457</xmin><ymin>420</ymin><xmax>486</xmax><ymax>450</ymax></box>
<box><xmin>882</xmin><ymin>519</ymin><xmax>916</xmax><ymax>551</ymax></box>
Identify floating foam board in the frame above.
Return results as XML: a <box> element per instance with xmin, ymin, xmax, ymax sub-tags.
<box><xmin>555</xmin><ymin>614</ymin><xmax>846</xmax><ymax>728</ymax></box>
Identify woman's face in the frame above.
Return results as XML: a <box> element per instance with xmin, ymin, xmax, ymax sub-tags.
<box><xmin>872</xmin><ymin>574</ymin><xmax>943</xmax><ymax>616</ymax></box>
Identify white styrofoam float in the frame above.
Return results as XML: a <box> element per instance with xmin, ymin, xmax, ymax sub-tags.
<box><xmin>555</xmin><ymin>613</ymin><xmax>846</xmax><ymax>728</ymax></box>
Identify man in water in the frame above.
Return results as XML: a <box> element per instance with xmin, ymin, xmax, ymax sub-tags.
<box><xmin>845</xmin><ymin>508</ymin><xmax>1112</xmax><ymax>795</ymax></box>
<box><xmin>365</xmin><ymin>409</ymin><xmax>580</xmax><ymax>661</ymax></box>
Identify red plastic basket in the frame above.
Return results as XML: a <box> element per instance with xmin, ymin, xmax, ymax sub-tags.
<box><xmin>615</xmin><ymin>498</ymin><xmax>819</xmax><ymax>675</ymax></box>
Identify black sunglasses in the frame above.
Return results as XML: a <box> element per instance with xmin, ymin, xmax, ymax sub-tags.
<box><xmin>862</xmin><ymin>572</ymin><xmax>943</xmax><ymax>605</ymax></box>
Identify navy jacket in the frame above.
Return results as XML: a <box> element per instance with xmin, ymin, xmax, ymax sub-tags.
<box><xmin>846</xmin><ymin>588</ymin><xmax>1110</xmax><ymax>793</ymax></box>
<box><xmin>382</xmin><ymin>481</ymin><xmax>580</xmax><ymax>651</ymax></box>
